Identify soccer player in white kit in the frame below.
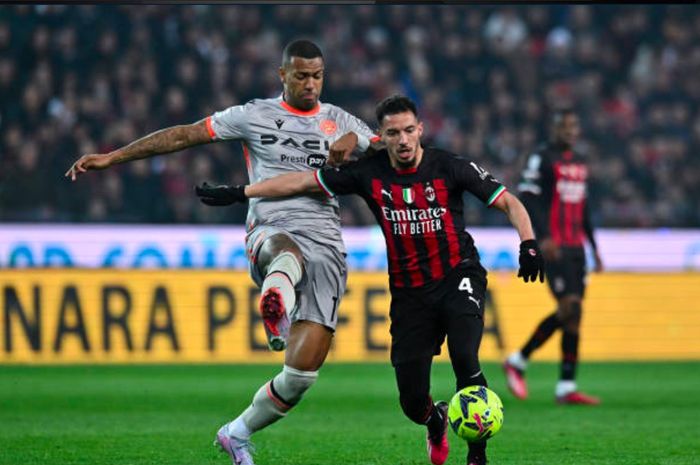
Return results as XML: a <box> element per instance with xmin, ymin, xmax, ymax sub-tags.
<box><xmin>66</xmin><ymin>40</ymin><xmax>378</xmax><ymax>465</ymax></box>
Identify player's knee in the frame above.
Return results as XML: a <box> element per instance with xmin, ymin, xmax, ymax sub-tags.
<box><xmin>265</xmin><ymin>250</ymin><xmax>303</xmax><ymax>286</ymax></box>
<box><xmin>258</xmin><ymin>234</ymin><xmax>304</xmax><ymax>276</ymax></box>
<box><xmin>270</xmin><ymin>365</ymin><xmax>318</xmax><ymax>407</ymax></box>
<box><xmin>560</xmin><ymin>299</ymin><xmax>582</xmax><ymax>332</ymax></box>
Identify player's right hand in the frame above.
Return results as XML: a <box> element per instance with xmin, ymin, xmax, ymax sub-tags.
<box><xmin>518</xmin><ymin>239</ymin><xmax>545</xmax><ymax>283</ymax></box>
<box><xmin>64</xmin><ymin>153</ymin><xmax>113</xmax><ymax>181</ymax></box>
<box><xmin>195</xmin><ymin>182</ymin><xmax>247</xmax><ymax>206</ymax></box>
<box><xmin>327</xmin><ymin>132</ymin><xmax>358</xmax><ymax>167</ymax></box>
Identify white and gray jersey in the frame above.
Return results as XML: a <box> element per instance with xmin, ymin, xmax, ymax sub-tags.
<box><xmin>206</xmin><ymin>95</ymin><xmax>376</xmax><ymax>253</ymax></box>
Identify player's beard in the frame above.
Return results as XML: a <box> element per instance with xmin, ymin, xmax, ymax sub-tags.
<box><xmin>394</xmin><ymin>147</ymin><xmax>416</xmax><ymax>168</ymax></box>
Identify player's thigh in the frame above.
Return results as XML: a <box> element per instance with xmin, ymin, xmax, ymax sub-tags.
<box><xmin>439</xmin><ymin>262</ymin><xmax>487</xmax><ymax>363</ymax></box>
<box><xmin>546</xmin><ymin>247</ymin><xmax>586</xmax><ymax>299</ymax></box>
<box><xmin>284</xmin><ymin>320</ymin><xmax>333</xmax><ymax>371</ymax></box>
<box><xmin>294</xmin><ymin>240</ymin><xmax>347</xmax><ymax>329</ymax></box>
<box><xmin>389</xmin><ymin>287</ymin><xmax>440</xmax><ymax>367</ymax></box>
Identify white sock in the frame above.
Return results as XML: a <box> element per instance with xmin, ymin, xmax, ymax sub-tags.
<box><xmin>507</xmin><ymin>351</ymin><xmax>527</xmax><ymax>371</ymax></box>
<box><xmin>240</xmin><ymin>381</ymin><xmax>288</xmax><ymax>433</ymax></box>
<box><xmin>225</xmin><ymin>417</ymin><xmax>252</xmax><ymax>440</ymax></box>
<box><xmin>555</xmin><ymin>380</ymin><xmax>577</xmax><ymax>397</ymax></box>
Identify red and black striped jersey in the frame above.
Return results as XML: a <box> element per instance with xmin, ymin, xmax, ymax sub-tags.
<box><xmin>315</xmin><ymin>147</ymin><xmax>506</xmax><ymax>288</ymax></box>
<box><xmin>517</xmin><ymin>142</ymin><xmax>592</xmax><ymax>248</ymax></box>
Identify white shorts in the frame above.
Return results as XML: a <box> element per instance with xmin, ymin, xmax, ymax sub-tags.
<box><xmin>245</xmin><ymin>225</ymin><xmax>347</xmax><ymax>331</ymax></box>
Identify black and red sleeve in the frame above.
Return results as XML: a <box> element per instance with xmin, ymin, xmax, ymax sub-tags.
<box><xmin>314</xmin><ymin>160</ymin><xmax>365</xmax><ymax>197</ymax></box>
<box><xmin>582</xmin><ymin>200</ymin><xmax>598</xmax><ymax>251</ymax></box>
<box><xmin>450</xmin><ymin>158</ymin><xmax>507</xmax><ymax>206</ymax></box>
<box><xmin>517</xmin><ymin>151</ymin><xmax>553</xmax><ymax>240</ymax></box>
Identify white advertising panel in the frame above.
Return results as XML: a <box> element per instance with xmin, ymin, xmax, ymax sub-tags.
<box><xmin>0</xmin><ymin>224</ymin><xmax>698</xmax><ymax>272</ymax></box>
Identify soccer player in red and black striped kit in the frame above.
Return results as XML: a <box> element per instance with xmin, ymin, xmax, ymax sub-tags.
<box><xmin>503</xmin><ymin>109</ymin><xmax>604</xmax><ymax>405</ymax></box>
<box><xmin>196</xmin><ymin>95</ymin><xmax>545</xmax><ymax>465</ymax></box>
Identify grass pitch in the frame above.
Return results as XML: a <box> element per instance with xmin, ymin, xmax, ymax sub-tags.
<box><xmin>1</xmin><ymin>362</ymin><xmax>698</xmax><ymax>465</ymax></box>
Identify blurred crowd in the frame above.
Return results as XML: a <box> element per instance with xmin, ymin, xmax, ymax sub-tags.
<box><xmin>2</xmin><ymin>4</ymin><xmax>699</xmax><ymax>227</ymax></box>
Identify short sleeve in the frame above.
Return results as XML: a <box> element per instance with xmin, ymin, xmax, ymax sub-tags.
<box><xmin>451</xmin><ymin>158</ymin><xmax>506</xmax><ymax>206</ymax></box>
<box><xmin>314</xmin><ymin>160</ymin><xmax>365</xmax><ymax>197</ymax></box>
<box><xmin>336</xmin><ymin>112</ymin><xmax>380</xmax><ymax>152</ymax></box>
<box><xmin>208</xmin><ymin>102</ymin><xmax>254</xmax><ymax>141</ymax></box>
<box><xmin>517</xmin><ymin>151</ymin><xmax>552</xmax><ymax>197</ymax></box>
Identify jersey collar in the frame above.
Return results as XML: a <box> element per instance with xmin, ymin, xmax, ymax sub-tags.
<box><xmin>279</xmin><ymin>95</ymin><xmax>321</xmax><ymax>116</ymax></box>
<box><xmin>382</xmin><ymin>148</ymin><xmax>423</xmax><ymax>175</ymax></box>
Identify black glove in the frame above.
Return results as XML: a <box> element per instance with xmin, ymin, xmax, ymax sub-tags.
<box><xmin>195</xmin><ymin>182</ymin><xmax>247</xmax><ymax>206</ymax></box>
<box><xmin>518</xmin><ymin>239</ymin><xmax>545</xmax><ymax>283</ymax></box>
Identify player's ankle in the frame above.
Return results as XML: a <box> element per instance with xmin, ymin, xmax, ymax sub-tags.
<box><xmin>507</xmin><ymin>351</ymin><xmax>527</xmax><ymax>371</ymax></box>
<box><xmin>225</xmin><ymin>417</ymin><xmax>252</xmax><ymax>440</ymax></box>
<box><xmin>555</xmin><ymin>380</ymin><xmax>576</xmax><ymax>397</ymax></box>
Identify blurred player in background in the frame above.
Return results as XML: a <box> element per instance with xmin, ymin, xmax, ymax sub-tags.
<box><xmin>66</xmin><ymin>39</ymin><xmax>378</xmax><ymax>465</ymax></box>
<box><xmin>197</xmin><ymin>95</ymin><xmax>545</xmax><ymax>465</ymax></box>
<box><xmin>503</xmin><ymin>108</ymin><xmax>604</xmax><ymax>405</ymax></box>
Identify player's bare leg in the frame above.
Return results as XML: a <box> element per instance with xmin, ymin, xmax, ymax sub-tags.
<box><xmin>215</xmin><ymin>321</ymin><xmax>332</xmax><ymax>464</ymax></box>
<box><xmin>256</xmin><ymin>234</ymin><xmax>304</xmax><ymax>351</ymax></box>
<box><xmin>555</xmin><ymin>295</ymin><xmax>599</xmax><ymax>405</ymax></box>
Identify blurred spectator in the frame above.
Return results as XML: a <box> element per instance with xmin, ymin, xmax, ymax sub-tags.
<box><xmin>1</xmin><ymin>4</ymin><xmax>699</xmax><ymax>227</ymax></box>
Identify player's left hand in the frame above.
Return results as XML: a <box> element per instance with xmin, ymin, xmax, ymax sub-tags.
<box><xmin>593</xmin><ymin>249</ymin><xmax>604</xmax><ymax>273</ymax></box>
<box><xmin>195</xmin><ymin>182</ymin><xmax>247</xmax><ymax>206</ymax></box>
<box><xmin>518</xmin><ymin>239</ymin><xmax>545</xmax><ymax>283</ymax></box>
<box><xmin>327</xmin><ymin>132</ymin><xmax>358</xmax><ymax>167</ymax></box>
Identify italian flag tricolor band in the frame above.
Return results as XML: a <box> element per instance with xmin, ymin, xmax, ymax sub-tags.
<box><xmin>314</xmin><ymin>170</ymin><xmax>335</xmax><ymax>197</ymax></box>
<box><xmin>487</xmin><ymin>185</ymin><xmax>507</xmax><ymax>206</ymax></box>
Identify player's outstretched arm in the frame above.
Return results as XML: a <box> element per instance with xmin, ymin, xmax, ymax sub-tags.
<box><xmin>245</xmin><ymin>171</ymin><xmax>321</xmax><ymax>198</ymax></box>
<box><xmin>195</xmin><ymin>171</ymin><xmax>321</xmax><ymax>206</ymax></box>
<box><xmin>491</xmin><ymin>191</ymin><xmax>535</xmax><ymax>241</ymax></box>
<box><xmin>65</xmin><ymin>119</ymin><xmax>213</xmax><ymax>181</ymax></box>
<box><xmin>491</xmin><ymin>191</ymin><xmax>545</xmax><ymax>283</ymax></box>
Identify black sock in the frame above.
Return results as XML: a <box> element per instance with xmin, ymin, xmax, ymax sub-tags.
<box><xmin>425</xmin><ymin>403</ymin><xmax>445</xmax><ymax>440</ymax></box>
<box><xmin>468</xmin><ymin>439</ymin><xmax>487</xmax><ymax>457</ymax></box>
<box><xmin>521</xmin><ymin>312</ymin><xmax>562</xmax><ymax>358</ymax></box>
<box><xmin>560</xmin><ymin>331</ymin><xmax>579</xmax><ymax>380</ymax></box>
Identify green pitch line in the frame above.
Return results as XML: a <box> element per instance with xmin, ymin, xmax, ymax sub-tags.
<box><xmin>0</xmin><ymin>362</ymin><xmax>698</xmax><ymax>465</ymax></box>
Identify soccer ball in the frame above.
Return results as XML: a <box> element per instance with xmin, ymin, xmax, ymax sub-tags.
<box><xmin>447</xmin><ymin>385</ymin><xmax>504</xmax><ymax>442</ymax></box>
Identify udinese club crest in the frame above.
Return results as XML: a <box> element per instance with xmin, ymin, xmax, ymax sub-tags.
<box><xmin>319</xmin><ymin>119</ymin><xmax>337</xmax><ymax>135</ymax></box>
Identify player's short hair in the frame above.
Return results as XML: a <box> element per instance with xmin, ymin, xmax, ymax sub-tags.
<box><xmin>375</xmin><ymin>95</ymin><xmax>418</xmax><ymax>125</ymax></box>
<box><xmin>551</xmin><ymin>107</ymin><xmax>577</xmax><ymax>126</ymax></box>
<box><xmin>282</xmin><ymin>39</ymin><xmax>323</xmax><ymax>67</ymax></box>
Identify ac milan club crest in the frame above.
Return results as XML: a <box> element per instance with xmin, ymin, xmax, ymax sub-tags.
<box><xmin>425</xmin><ymin>184</ymin><xmax>436</xmax><ymax>202</ymax></box>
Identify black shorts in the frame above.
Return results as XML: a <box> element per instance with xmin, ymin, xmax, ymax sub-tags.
<box><xmin>545</xmin><ymin>246</ymin><xmax>587</xmax><ymax>298</ymax></box>
<box><xmin>389</xmin><ymin>259</ymin><xmax>487</xmax><ymax>366</ymax></box>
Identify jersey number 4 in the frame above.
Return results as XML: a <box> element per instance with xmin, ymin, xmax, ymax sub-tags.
<box><xmin>458</xmin><ymin>277</ymin><xmax>473</xmax><ymax>294</ymax></box>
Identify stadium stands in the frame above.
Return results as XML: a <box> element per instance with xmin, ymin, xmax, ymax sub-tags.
<box><xmin>2</xmin><ymin>4</ymin><xmax>699</xmax><ymax>226</ymax></box>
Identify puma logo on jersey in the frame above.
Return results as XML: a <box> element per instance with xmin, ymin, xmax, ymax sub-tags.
<box><xmin>469</xmin><ymin>296</ymin><xmax>481</xmax><ymax>308</ymax></box>
<box><xmin>381</xmin><ymin>188</ymin><xmax>393</xmax><ymax>199</ymax></box>
<box><xmin>275</xmin><ymin>119</ymin><xmax>284</xmax><ymax>129</ymax></box>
